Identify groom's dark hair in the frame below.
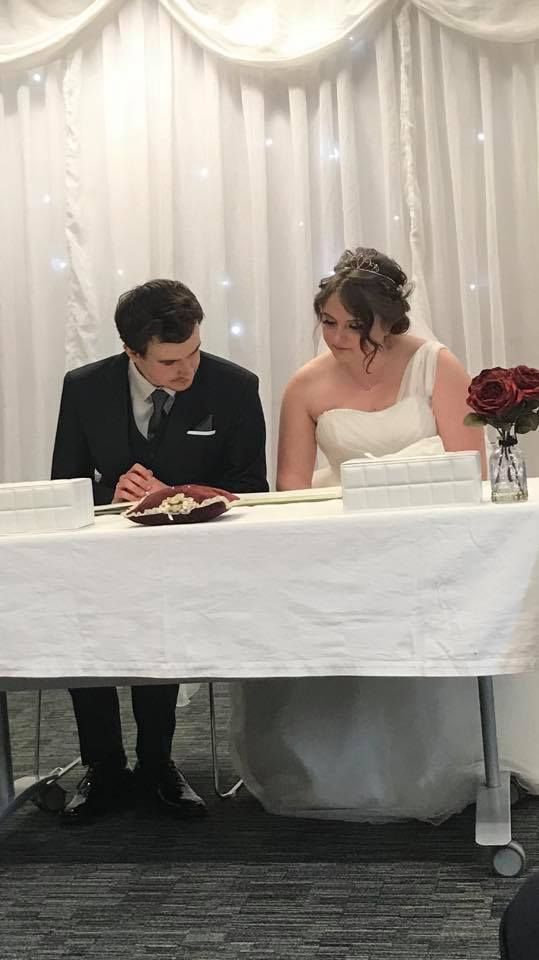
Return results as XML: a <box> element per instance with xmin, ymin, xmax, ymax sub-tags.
<box><xmin>115</xmin><ymin>279</ymin><xmax>204</xmax><ymax>355</ymax></box>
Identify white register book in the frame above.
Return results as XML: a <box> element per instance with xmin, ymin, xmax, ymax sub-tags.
<box><xmin>341</xmin><ymin>450</ymin><xmax>483</xmax><ymax>511</ymax></box>
<box><xmin>0</xmin><ymin>478</ymin><xmax>94</xmax><ymax>536</ymax></box>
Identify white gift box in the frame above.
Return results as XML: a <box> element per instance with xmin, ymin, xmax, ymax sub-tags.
<box><xmin>341</xmin><ymin>451</ymin><xmax>482</xmax><ymax>511</ymax></box>
<box><xmin>0</xmin><ymin>478</ymin><xmax>94</xmax><ymax>536</ymax></box>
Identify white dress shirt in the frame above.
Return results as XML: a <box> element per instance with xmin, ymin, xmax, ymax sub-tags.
<box><xmin>128</xmin><ymin>359</ymin><xmax>176</xmax><ymax>439</ymax></box>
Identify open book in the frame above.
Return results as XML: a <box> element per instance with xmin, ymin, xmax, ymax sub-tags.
<box><xmin>94</xmin><ymin>486</ymin><xmax>342</xmax><ymax>516</ymax></box>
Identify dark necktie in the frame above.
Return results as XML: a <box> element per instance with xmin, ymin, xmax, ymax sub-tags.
<box><xmin>147</xmin><ymin>389</ymin><xmax>169</xmax><ymax>441</ymax></box>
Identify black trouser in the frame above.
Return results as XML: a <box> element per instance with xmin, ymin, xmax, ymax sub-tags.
<box><xmin>69</xmin><ymin>684</ymin><xmax>179</xmax><ymax>771</ymax></box>
<box><xmin>500</xmin><ymin>871</ymin><xmax>539</xmax><ymax>959</ymax></box>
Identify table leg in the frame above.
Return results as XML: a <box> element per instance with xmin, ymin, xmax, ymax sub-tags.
<box><xmin>0</xmin><ymin>692</ymin><xmax>15</xmax><ymax>811</ymax></box>
<box><xmin>208</xmin><ymin>682</ymin><xmax>243</xmax><ymax>799</ymax></box>
<box><xmin>475</xmin><ymin>676</ymin><xmax>511</xmax><ymax>847</ymax></box>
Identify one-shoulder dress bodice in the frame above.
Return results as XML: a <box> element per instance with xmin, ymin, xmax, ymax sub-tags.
<box><xmin>314</xmin><ymin>340</ymin><xmax>445</xmax><ymax>486</ymax></box>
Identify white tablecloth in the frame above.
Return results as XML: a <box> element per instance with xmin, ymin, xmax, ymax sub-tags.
<box><xmin>1</xmin><ymin>479</ymin><xmax>539</xmax><ymax>684</ymax></box>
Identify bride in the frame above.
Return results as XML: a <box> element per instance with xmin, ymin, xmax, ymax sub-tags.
<box><xmin>229</xmin><ymin>247</ymin><xmax>534</xmax><ymax>822</ymax></box>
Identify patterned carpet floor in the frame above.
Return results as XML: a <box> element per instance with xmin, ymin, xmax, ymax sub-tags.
<box><xmin>0</xmin><ymin>684</ymin><xmax>536</xmax><ymax>960</ymax></box>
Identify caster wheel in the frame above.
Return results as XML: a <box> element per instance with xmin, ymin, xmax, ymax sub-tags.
<box><xmin>493</xmin><ymin>841</ymin><xmax>526</xmax><ymax>877</ymax></box>
<box><xmin>33</xmin><ymin>782</ymin><xmax>67</xmax><ymax>812</ymax></box>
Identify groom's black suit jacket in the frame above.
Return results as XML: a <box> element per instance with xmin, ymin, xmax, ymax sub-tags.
<box><xmin>51</xmin><ymin>351</ymin><xmax>268</xmax><ymax>503</ymax></box>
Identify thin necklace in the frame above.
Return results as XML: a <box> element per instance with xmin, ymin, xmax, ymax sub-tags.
<box><xmin>350</xmin><ymin>361</ymin><xmax>386</xmax><ymax>392</ymax></box>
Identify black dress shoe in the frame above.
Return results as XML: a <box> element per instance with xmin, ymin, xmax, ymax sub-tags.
<box><xmin>134</xmin><ymin>761</ymin><xmax>207</xmax><ymax>818</ymax></box>
<box><xmin>61</xmin><ymin>764</ymin><xmax>133</xmax><ymax>823</ymax></box>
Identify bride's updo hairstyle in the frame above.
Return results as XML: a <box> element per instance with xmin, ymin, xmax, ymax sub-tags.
<box><xmin>314</xmin><ymin>247</ymin><xmax>413</xmax><ymax>365</ymax></box>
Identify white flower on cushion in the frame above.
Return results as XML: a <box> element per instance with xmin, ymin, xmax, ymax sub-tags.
<box><xmin>132</xmin><ymin>492</ymin><xmax>231</xmax><ymax>517</ymax></box>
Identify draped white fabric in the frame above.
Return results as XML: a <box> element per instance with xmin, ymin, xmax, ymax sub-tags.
<box><xmin>3</xmin><ymin>1</ymin><xmax>539</xmax><ymax>68</ymax></box>
<box><xmin>414</xmin><ymin>1</ymin><xmax>539</xmax><ymax>42</ymax></box>
<box><xmin>2</xmin><ymin>0</ymin><xmax>539</xmax><ymax>483</ymax></box>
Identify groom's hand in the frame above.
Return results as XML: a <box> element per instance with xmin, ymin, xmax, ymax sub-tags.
<box><xmin>113</xmin><ymin>463</ymin><xmax>168</xmax><ymax>502</ymax></box>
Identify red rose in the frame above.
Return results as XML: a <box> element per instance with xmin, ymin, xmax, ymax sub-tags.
<box><xmin>467</xmin><ymin>367</ymin><xmax>523</xmax><ymax>417</ymax></box>
<box><xmin>512</xmin><ymin>365</ymin><xmax>539</xmax><ymax>398</ymax></box>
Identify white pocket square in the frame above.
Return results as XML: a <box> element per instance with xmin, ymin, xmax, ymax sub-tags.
<box><xmin>187</xmin><ymin>429</ymin><xmax>216</xmax><ymax>436</ymax></box>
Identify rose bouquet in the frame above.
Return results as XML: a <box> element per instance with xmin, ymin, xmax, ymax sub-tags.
<box><xmin>464</xmin><ymin>365</ymin><xmax>539</xmax><ymax>501</ymax></box>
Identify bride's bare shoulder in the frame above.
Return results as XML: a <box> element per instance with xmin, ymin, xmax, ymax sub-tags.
<box><xmin>286</xmin><ymin>354</ymin><xmax>331</xmax><ymax>390</ymax></box>
<box><xmin>279</xmin><ymin>357</ymin><xmax>331</xmax><ymax>424</ymax></box>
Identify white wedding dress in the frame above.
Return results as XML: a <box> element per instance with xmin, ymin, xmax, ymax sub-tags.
<box><xmin>229</xmin><ymin>340</ymin><xmax>539</xmax><ymax>821</ymax></box>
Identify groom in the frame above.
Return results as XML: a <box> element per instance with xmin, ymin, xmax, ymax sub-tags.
<box><xmin>51</xmin><ymin>278</ymin><xmax>268</xmax><ymax>822</ymax></box>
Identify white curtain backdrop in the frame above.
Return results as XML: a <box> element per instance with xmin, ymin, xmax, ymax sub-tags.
<box><xmin>2</xmin><ymin>0</ymin><xmax>539</xmax><ymax>483</ymax></box>
<box><xmin>3</xmin><ymin>1</ymin><xmax>539</xmax><ymax>66</ymax></box>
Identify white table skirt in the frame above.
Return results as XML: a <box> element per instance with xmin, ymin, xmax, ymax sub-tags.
<box><xmin>1</xmin><ymin>479</ymin><xmax>539</xmax><ymax>684</ymax></box>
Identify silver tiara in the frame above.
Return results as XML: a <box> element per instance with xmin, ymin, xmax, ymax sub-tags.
<box><xmin>350</xmin><ymin>254</ymin><xmax>380</xmax><ymax>273</ymax></box>
<box><xmin>341</xmin><ymin>254</ymin><xmax>404</xmax><ymax>295</ymax></box>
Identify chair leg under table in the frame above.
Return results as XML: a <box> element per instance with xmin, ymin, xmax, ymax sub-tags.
<box><xmin>0</xmin><ymin>691</ymin><xmax>15</xmax><ymax>813</ymax></box>
<box><xmin>475</xmin><ymin>676</ymin><xmax>526</xmax><ymax>876</ymax></box>
<box><xmin>0</xmin><ymin>689</ymin><xmax>81</xmax><ymax>824</ymax></box>
<box><xmin>208</xmin><ymin>682</ymin><xmax>243</xmax><ymax>799</ymax></box>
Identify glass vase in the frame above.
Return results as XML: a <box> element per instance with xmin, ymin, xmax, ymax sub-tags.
<box><xmin>489</xmin><ymin>434</ymin><xmax>528</xmax><ymax>503</ymax></box>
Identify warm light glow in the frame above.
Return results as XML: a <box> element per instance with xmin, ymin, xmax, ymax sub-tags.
<box><xmin>32</xmin><ymin>72</ymin><xmax>42</xmax><ymax>83</ymax></box>
<box><xmin>42</xmin><ymin>194</ymin><xmax>51</xmax><ymax>204</ymax></box>
<box><xmin>230</xmin><ymin>323</ymin><xmax>243</xmax><ymax>336</ymax></box>
<box><xmin>265</xmin><ymin>138</ymin><xmax>273</xmax><ymax>147</ymax></box>
<box><xmin>199</xmin><ymin>167</ymin><xmax>209</xmax><ymax>178</ymax></box>
<box><xmin>477</xmin><ymin>132</ymin><xmax>485</xmax><ymax>142</ymax></box>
